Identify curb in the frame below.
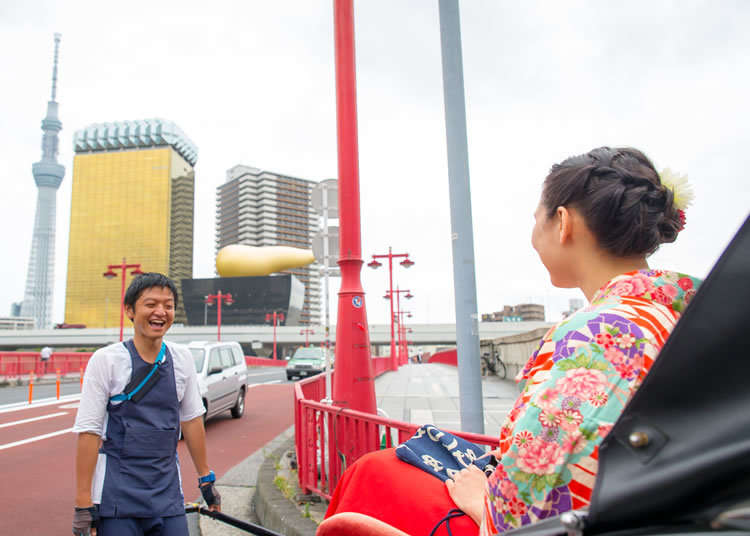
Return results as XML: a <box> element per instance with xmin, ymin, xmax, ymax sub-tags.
<box><xmin>253</xmin><ymin>438</ymin><xmax>319</xmax><ymax>536</ymax></box>
<box><xmin>0</xmin><ymin>376</ymin><xmax>81</xmax><ymax>387</ymax></box>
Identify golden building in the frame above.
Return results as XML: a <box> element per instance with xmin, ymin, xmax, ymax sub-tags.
<box><xmin>64</xmin><ymin>119</ymin><xmax>197</xmax><ymax>327</ymax></box>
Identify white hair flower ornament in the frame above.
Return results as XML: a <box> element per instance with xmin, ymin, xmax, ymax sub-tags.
<box><xmin>660</xmin><ymin>168</ymin><xmax>694</xmax><ymax>231</ymax></box>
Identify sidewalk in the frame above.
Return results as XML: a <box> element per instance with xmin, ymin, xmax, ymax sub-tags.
<box><xmin>205</xmin><ymin>363</ymin><xmax>518</xmax><ymax>536</ymax></box>
<box><xmin>376</xmin><ymin>363</ymin><xmax>519</xmax><ymax>433</ymax></box>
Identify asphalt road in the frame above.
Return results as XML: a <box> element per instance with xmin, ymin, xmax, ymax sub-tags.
<box><xmin>0</xmin><ymin>366</ymin><xmax>294</xmax><ymax>535</ymax></box>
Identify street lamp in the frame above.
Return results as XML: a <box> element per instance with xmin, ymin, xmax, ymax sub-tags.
<box><xmin>265</xmin><ymin>311</ymin><xmax>286</xmax><ymax>359</ymax></box>
<box><xmin>300</xmin><ymin>328</ymin><xmax>315</xmax><ymax>347</ymax></box>
<box><xmin>203</xmin><ymin>296</ymin><xmax>213</xmax><ymax>326</ymax></box>
<box><xmin>399</xmin><ymin>311</ymin><xmax>413</xmax><ymax>365</ymax></box>
<box><xmin>205</xmin><ymin>291</ymin><xmax>234</xmax><ymax>341</ymax></box>
<box><xmin>385</xmin><ymin>287</ymin><xmax>413</xmax><ymax>366</ymax></box>
<box><xmin>369</xmin><ymin>247</ymin><xmax>414</xmax><ymax>371</ymax></box>
<box><xmin>102</xmin><ymin>258</ymin><xmax>143</xmax><ymax>342</ymax></box>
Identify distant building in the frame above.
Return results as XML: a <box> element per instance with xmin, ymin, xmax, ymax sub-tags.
<box><xmin>9</xmin><ymin>302</ymin><xmax>23</xmax><ymax>317</ymax></box>
<box><xmin>0</xmin><ymin>316</ymin><xmax>35</xmax><ymax>330</ymax></box>
<box><xmin>181</xmin><ymin>274</ymin><xmax>304</xmax><ymax>326</ymax></box>
<box><xmin>482</xmin><ymin>303</ymin><xmax>545</xmax><ymax>322</ymax></box>
<box><xmin>20</xmin><ymin>34</ymin><xmax>65</xmax><ymax>329</ymax></box>
<box><xmin>562</xmin><ymin>298</ymin><xmax>585</xmax><ymax>319</ymax></box>
<box><xmin>215</xmin><ymin>165</ymin><xmax>321</xmax><ymax>325</ymax></box>
<box><xmin>64</xmin><ymin>119</ymin><xmax>197</xmax><ymax>327</ymax></box>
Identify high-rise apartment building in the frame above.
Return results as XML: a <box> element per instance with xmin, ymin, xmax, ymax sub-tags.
<box><xmin>215</xmin><ymin>166</ymin><xmax>321</xmax><ymax>325</ymax></box>
<box><xmin>64</xmin><ymin>119</ymin><xmax>197</xmax><ymax>327</ymax></box>
<box><xmin>21</xmin><ymin>34</ymin><xmax>65</xmax><ymax>329</ymax></box>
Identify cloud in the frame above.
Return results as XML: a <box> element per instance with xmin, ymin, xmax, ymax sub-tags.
<box><xmin>0</xmin><ymin>0</ymin><xmax>747</xmax><ymax>329</ymax></box>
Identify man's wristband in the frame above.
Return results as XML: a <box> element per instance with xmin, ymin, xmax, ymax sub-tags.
<box><xmin>198</xmin><ymin>470</ymin><xmax>216</xmax><ymax>485</ymax></box>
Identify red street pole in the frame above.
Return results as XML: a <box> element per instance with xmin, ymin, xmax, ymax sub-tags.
<box><xmin>205</xmin><ymin>291</ymin><xmax>233</xmax><ymax>342</ymax></box>
<box><xmin>387</xmin><ymin>251</ymin><xmax>395</xmax><ymax>370</ymax></box>
<box><xmin>273</xmin><ymin>312</ymin><xmax>278</xmax><ymax>360</ymax></box>
<box><xmin>395</xmin><ymin>287</ymin><xmax>402</xmax><ymax>365</ymax></box>
<box><xmin>332</xmin><ymin>0</ymin><xmax>376</xmax><ymax>414</ymax></box>
<box><xmin>400</xmin><ymin>313</ymin><xmax>412</xmax><ymax>365</ymax></box>
<box><xmin>119</xmin><ymin>261</ymin><xmax>127</xmax><ymax>342</ymax></box>
<box><xmin>300</xmin><ymin>328</ymin><xmax>314</xmax><ymax>347</ymax></box>
<box><xmin>385</xmin><ymin>288</ymin><xmax>413</xmax><ymax>366</ymax></box>
<box><xmin>103</xmin><ymin>258</ymin><xmax>143</xmax><ymax>342</ymax></box>
<box><xmin>369</xmin><ymin>250</ymin><xmax>414</xmax><ymax>371</ymax></box>
<box><xmin>217</xmin><ymin>293</ymin><xmax>222</xmax><ymax>342</ymax></box>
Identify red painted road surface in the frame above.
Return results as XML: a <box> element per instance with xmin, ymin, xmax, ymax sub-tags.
<box><xmin>0</xmin><ymin>384</ymin><xmax>294</xmax><ymax>535</ymax></box>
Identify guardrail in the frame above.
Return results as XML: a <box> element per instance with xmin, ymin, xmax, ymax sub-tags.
<box><xmin>0</xmin><ymin>352</ymin><xmax>92</xmax><ymax>377</ymax></box>
<box><xmin>1</xmin><ymin>351</ymin><xmax>293</xmax><ymax>378</ymax></box>
<box><xmin>245</xmin><ymin>357</ymin><xmax>287</xmax><ymax>367</ymax></box>
<box><xmin>294</xmin><ymin>361</ymin><xmax>498</xmax><ymax>500</ymax></box>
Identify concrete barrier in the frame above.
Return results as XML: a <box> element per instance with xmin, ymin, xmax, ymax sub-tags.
<box><xmin>480</xmin><ymin>326</ymin><xmax>551</xmax><ymax>379</ymax></box>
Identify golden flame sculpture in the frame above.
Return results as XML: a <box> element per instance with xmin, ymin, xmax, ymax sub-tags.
<box><xmin>215</xmin><ymin>245</ymin><xmax>316</xmax><ymax>277</ymax></box>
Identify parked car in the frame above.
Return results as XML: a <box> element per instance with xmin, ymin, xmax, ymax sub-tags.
<box><xmin>188</xmin><ymin>341</ymin><xmax>248</xmax><ymax>422</ymax></box>
<box><xmin>286</xmin><ymin>346</ymin><xmax>328</xmax><ymax>380</ymax></box>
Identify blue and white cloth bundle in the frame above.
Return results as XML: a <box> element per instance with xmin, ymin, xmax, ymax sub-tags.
<box><xmin>395</xmin><ymin>424</ymin><xmax>497</xmax><ymax>482</ymax></box>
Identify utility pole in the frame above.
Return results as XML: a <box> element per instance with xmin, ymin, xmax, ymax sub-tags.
<box><xmin>438</xmin><ymin>0</ymin><xmax>484</xmax><ymax>433</ymax></box>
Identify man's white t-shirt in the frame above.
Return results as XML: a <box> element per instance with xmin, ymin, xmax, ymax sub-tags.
<box><xmin>73</xmin><ymin>340</ymin><xmax>205</xmax><ymax>438</ymax></box>
<box><xmin>73</xmin><ymin>340</ymin><xmax>205</xmax><ymax>503</ymax></box>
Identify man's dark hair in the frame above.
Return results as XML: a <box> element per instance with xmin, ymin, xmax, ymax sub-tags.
<box><xmin>123</xmin><ymin>273</ymin><xmax>179</xmax><ymax>310</ymax></box>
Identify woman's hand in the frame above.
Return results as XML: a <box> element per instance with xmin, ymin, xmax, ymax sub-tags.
<box><xmin>445</xmin><ymin>464</ymin><xmax>488</xmax><ymax>527</ymax></box>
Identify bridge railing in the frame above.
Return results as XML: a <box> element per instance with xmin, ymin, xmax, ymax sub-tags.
<box><xmin>245</xmin><ymin>356</ymin><xmax>287</xmax><ymax>367</ymax></box>
<box><xmin>294</xmin><ymin>358</ymin><xmax>498</xmax><ymax>500</ymax></box>
<box><xmin>0</xmin><ymin>351</ymin><xmax>293</xmax><ymax>378</ymax></box>
<box><xmin>0</xmin><ymin>352</ymin><xmax>92</xmax><ymax>377</ymax></box>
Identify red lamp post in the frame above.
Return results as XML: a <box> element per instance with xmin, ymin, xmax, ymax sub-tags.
<box><xmin>205</xmin><ymin>291</ymin><xmax>234</xmax><ymax>341</ymax></box>
<box><xmin>369</xmin><ymin>249</ymin><xmax>414</xmax><ymax>371</ymax></box>
<box><xmin>300</xmin><ymin>328</ymin><xmax>315</xmax><ymax>347</ymax></box>
<box><xmin>403</xmin><ymin>326</ymin><xmax>414</xmax><ymax>364</ymax></box>
<box><xmin>398</xmin><ymin>312</ymin><xmax>413</xmax><ymax>365</ymax></box>
<box><xmin>331</xmin><ymin>0</ymin><xmax>377</xmax><ymax>414</ymax></box>
<box><xmin>265</xmin><ymin>312</ymin><xmax>285</xmax><ymax>359</ymax></box>
<box><xmin>103</xmin><ymin>258</ymin><xmax>143</xmax><ymax>342</ymax></box>
<box><xmin>384</xmin><ymin>287</ymin><xmax>413</xmax><ymax>367</ymax></box>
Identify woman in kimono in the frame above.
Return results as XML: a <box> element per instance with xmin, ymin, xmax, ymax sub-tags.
<box><xmin>323</xmin><ymin>147</ymin><xmax>699</xmax><ymax>536</ymax></box>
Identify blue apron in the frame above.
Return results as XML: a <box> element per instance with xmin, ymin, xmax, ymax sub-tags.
<box><xmin>98</xmin><ymin>340</ymin><xmax>184</xmax><ymax>518</ymax></box>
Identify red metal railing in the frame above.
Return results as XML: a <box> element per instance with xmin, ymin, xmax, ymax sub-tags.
<box><xmin>245</xmin><ymin>356</ymin><xmax>288</xmax><ymax>367</ymax></box>
<box><xmin>428</xmin><ymin>347</ymin><xmax>457</xmax><ymax>366</ymax></box>
<box><xmin>371</xmin><ymin>356</ymin><xmax>391</xmax><ymax>377</ymax></box>
<box><xmin>294</xmin><ymin>363</ymin><xmax>498</xmax><ymax>500</ymax></box>
<box><xmin>0</xmin><ymin>352</ymin><xmax>92</xmax><ymax>377</ymax></box>
<box><xmin>0</xmin><ymin>352</ymin><xmax>293</xmax><ymax>378</ymax></box>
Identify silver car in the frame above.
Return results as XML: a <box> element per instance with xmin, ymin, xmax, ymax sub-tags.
<box><xmin>188</xmin><ymin>341</ymin><xmax>248</xmax><ymax>422</ymax></box>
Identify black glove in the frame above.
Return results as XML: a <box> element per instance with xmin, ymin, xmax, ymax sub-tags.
<box><xmin>200</xmin><ymin>482</ymin><xmax>221</xmax><ymax>508</ymax></box>
<box><xmin>72</xmin><ymin>506</ymin><xmax>99</xmax><ymax>536</ymax></box>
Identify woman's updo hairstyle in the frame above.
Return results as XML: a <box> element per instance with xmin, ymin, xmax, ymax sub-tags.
<box><xmin>542</xmin><ymin>147</ymin><xmax>682</xmax><ymax>257</ymax></box>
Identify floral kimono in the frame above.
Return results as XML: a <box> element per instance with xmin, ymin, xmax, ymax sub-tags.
<box><xmin>481</xmin><ymin>270</ymin><xmax>700</xmax><ymax>535</ymax></box>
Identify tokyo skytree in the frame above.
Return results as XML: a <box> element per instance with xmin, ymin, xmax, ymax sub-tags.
<box><xmin>20</xmin><ymin>33</ymin><xmax>65</xmax><ymax>329</ymax></box>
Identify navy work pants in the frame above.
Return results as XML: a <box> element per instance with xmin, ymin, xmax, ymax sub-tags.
<box><xmin>98</xmin><ymin>514</ymin><xmax>188</xmax><ymax>536</ymax></box>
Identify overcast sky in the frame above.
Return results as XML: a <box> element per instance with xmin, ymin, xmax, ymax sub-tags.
<box><xmin>1</xmin><ymin>0</ymin><xmax>748</xmax><ymax>329</ymax></box>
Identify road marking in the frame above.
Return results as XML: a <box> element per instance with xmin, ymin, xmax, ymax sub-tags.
<box><xmin>247</xmin><ymin>380</ymin><xmax>283</xmax><ymax>389</ymax></box>
<box><xmin>246</xmin><ymin>370</ymin><xmax>284</xmax><ymax>377</ymax></box>
<box><xmin>0</xmin><ymin>411</ymin><xmax>68</xmax><ymax>429</ymax></box>
<box><xmin>0</xmin><ymin>394</ymin><xmax>81</xmax><ymax>414</ymax></box>
<box><xmin>0</xmin><ymin>427</ymin><xmax>74</xmax><ymax>451</ymax></box>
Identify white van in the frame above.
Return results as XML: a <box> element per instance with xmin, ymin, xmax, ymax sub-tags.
<box><xmin>188</xmin><ymin>341</ymin><xmax>248</xmax><ymax>422</ymax></box>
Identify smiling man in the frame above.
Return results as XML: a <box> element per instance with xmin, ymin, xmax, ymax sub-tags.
<box><xmin>72</xmin><ymin>273</ymin><xmax>221</xmax><ymax>536</ymax></box>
